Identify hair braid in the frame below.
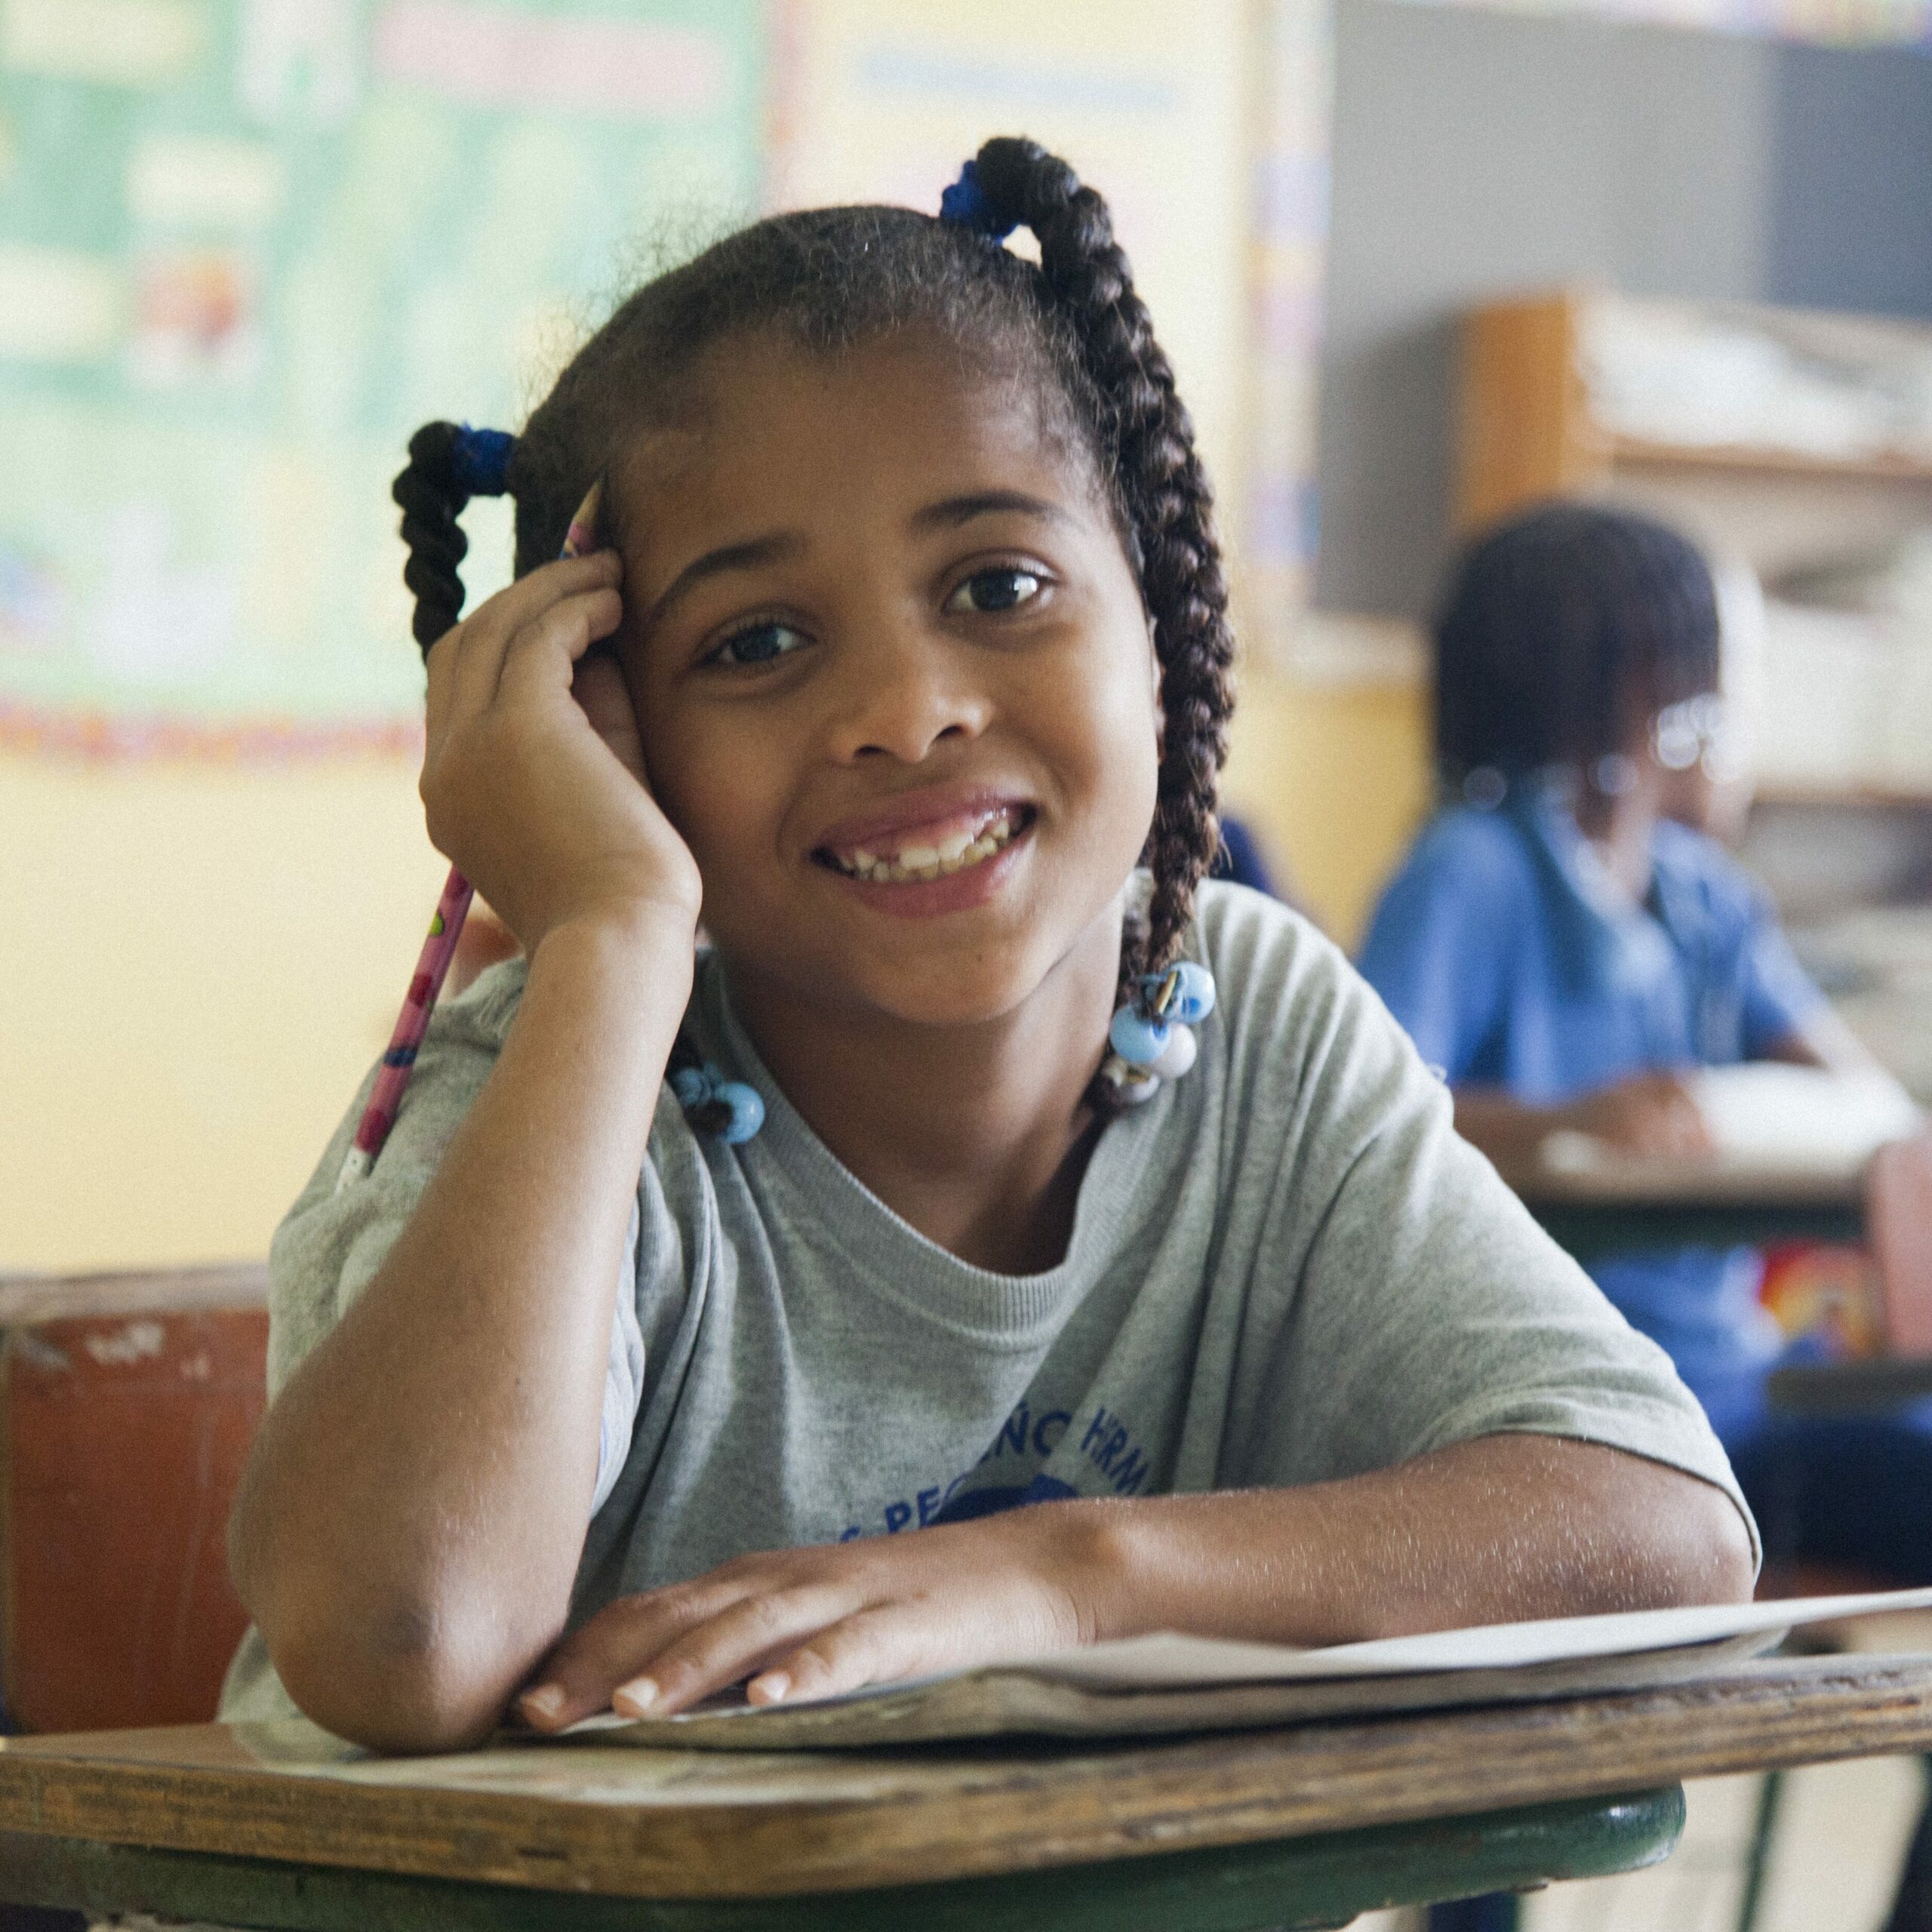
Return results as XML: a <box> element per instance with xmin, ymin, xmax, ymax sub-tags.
<box><xmin>392</xmin><ymin>421</ymin><xmax>478</xmax><ymax>654</ymax></box>
<box><xmin>973</xmin><ymin>138</ymin><xmax>1237</xmax><ymax>1002</ymax></box>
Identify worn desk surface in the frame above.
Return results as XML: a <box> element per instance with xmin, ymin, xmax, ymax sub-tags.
<box><xmin>4</xmin><ymin>1655</ymin><xmax>1932</xmax><ymax>1903</ymax></box>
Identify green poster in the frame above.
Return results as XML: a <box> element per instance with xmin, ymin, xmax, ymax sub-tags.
<box><xmin>0</xmin><ymin>0</ymin><xmax>764</xmax><ymax>751</ymax></box>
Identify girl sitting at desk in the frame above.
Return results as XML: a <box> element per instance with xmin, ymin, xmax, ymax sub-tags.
<box><xmin>1359</xmin><ymin>501</ymin><xmax>1932</xmax><ymax>1591</ymax></box>
<box><xmin>223</xmin><ymin>149</ymin><xmax>1752</xmax><ymax>1755</ymax></box>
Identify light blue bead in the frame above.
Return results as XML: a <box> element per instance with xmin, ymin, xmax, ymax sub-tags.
<box><xmin>1143</xmin><ymin>961</ymin><xmax>1217</xmax><ymax>1026</ymax></box>
<box><xmin>1109</xmin><ymin>1005</ymin><xmax>1172</xmax><ymax>1066</ymax></box>
<box><xmin>715</xmin><ymin>1081</ymin><xmax>765</xmax><ymax>1144</ymax></box>
<box><xmin>670</xmin><ymin>1066</ymin><xmax>714</xmax><ymax>1110</ymax></box>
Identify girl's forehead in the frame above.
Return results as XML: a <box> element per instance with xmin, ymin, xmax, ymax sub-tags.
<box><xmin>613</xmin><ymin>329</ymin><xmax>1104</xmax><ymax>540</ymax></box>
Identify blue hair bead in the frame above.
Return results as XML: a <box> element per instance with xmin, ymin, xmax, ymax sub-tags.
<box><xmin>1141</xmin><ymin>961</ymin><xmax>1217</xmax><ymax>1026</ymax></box>
<box><xmin>451</xmin><ymin>423</ymin><xmax>515</xmax><ymax>497</ymax></box>
<box><xmin>671</xmin><ymin>1060</ymin><xmax>764</xmax><ymax>1144</ymax></box>
<box><xmin>1149</xmin><ymin>1022</ymin><xmax>1197</xmax><ymax>1081</ymax></box>
<box><xmin>1109</xmin><ymin>1006</ymin><xmax>1172</xmax><ymax>1067</ymax></box>
<box><xmin>670</xmin><ymin>1065</ymin><xmax>715</xmax><ymax>1111</ymax></box>
<box><xmin>938</xmin><ymin>161</ymin><xmax>1017</xmax><ymax>241</ymax></box>
<box><xmin>713</xmin><ymin>1080</ymin><xmax>765</xmax><ymax>1145</ymax></box>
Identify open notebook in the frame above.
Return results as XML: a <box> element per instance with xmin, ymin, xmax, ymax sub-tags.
<box><xmin>552</xmin><ymin>1587</ymin><xmax>1932</xmax><ymax>1750</ymax></box>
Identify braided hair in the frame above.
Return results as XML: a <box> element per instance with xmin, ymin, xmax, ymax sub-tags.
<box><xmin>392</xmin><ymin>137</ymin><xmax>1236</xmax><ymax>1115</ymax></box>
<box><xmin>1435</xmin><ymin>501</ymin><xmax>1720</xmax><ymax>800</ymax></box>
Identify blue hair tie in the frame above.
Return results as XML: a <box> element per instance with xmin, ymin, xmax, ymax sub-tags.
<box><xmin>451</xmin><ymin>423</ymin><xmax>515</xmax><ymax>498</ymax></box>
<box><xmin>938</xmin><ymin>161</ymin><xmax>1017</xmax><ymax>242</ymax></box>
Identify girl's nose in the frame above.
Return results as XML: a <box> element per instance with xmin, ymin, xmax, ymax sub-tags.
<box><xmin>823</xmin><ymin>631</ymin><xmax>992</xmax><ymax>765</ymax></box>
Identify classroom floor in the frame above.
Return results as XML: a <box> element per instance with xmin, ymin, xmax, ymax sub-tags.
<box><xmin>1360</xmin><ymin>1754</ymin><xmax>1925</xmax><ymax>1930</ymax></box>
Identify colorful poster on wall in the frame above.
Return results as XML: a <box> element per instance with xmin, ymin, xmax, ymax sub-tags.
<box><xmin>0</xmin><ymin>0</ymin><xmax>763</xmax><ymax>755</ymax></box>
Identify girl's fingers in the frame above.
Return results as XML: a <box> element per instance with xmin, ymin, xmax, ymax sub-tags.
<box><xmin>571</xmin><ymin>653</ymin><xmax>650</xmax><ymax>788</ymax></box>
<box><xmin>515</xmin><ymin>1580</ymin><xmax>758</xmax><ymax>1730</ymax></box>
<box><xmin>753</xmin><ymin>1604</ymin><xmax>937</xmax><ymax>1709</ymax></box>
<box><xmin>608</xmin><ymin>1585</ymin><xmax>852</xmax><ymax>1718</ymax></box>
<box><xmin>421</xmin><ymin>625</ymin><xmax>461</xmax><ymax>743</ymax></box>
<box><xmin>445</xmin><ymin>552</ymin><xmax>622</xmax><ymax>723</ymax></box>
<box><xmin>494</xmin><ymin>586</ymin><xmax>626</xmax><ymax>709</ymax></box>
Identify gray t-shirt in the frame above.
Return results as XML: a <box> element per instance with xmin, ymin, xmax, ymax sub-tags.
<box><xmin>221</xmin><ymin>881</ymin><xmax>1751</xmax><ymax>1721</ymax></box>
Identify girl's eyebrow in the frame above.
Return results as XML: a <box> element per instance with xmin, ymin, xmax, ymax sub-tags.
<box><xmin>641</xmin><ymin>531</ymin><xmax>806</xmax><ymax>632</ymax></box>
<box><xmin>642</xmin><ymin>494</ymin><xmax>1063</xmax><ymax>632</ymax></box>
<box><xmin>910</xmin><ymin>489</ymin><xmax>1069</xmax><ymax>531</ymax></box>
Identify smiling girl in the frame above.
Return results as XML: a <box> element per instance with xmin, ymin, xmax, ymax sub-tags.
<box><xmin>223</xmin><ymin>140</ymin><xmax>1753</xmax><ymax>1753</ymax></box>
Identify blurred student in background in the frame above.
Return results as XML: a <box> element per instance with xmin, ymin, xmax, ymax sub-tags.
<box><xmin>1357</xmin><ymin>502</ymin><xmax>1932</xmax><ymax>1593</ymax></box>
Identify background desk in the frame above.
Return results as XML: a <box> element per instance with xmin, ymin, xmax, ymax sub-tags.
<box><xmin>5</xmin><ymin>1656</ymin><xmax>1932</xmax><ymax>1930</ymax></box>
<box><xmin>1506</xmin><ymin>1158</ymin><xmax>1866</xmax><ymax>1263</ymax></box>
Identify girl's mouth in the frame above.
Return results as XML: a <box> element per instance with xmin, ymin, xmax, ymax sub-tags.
<box><xmin>814</xmin><ymin>804</ymin><xmax>1034</xmax><ymax>885</ymax></box>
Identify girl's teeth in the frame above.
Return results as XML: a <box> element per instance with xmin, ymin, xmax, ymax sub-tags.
<box><xmin>837</xmin><ymin>811</ymin><xmax>1021</xmax><ymax>882</ymax></box>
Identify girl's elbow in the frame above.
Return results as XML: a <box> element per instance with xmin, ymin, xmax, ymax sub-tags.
<box><xmin>265</xmin><ymin>1592</ymin><xmax>522</xmax><ymax>1754</ymax></box>
<box><xmin>1701</xmin><ymin>1494</ymin><xmax>1760</xmax><ymax>1606</ymax></box>
<box><xmin>1644</xmin><ymin>1478</ymin><xmax>1758</xmax><ymax>1610</ymax></box>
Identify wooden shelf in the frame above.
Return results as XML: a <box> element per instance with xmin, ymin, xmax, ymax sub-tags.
<box><xmin>1457</xmin><ymin>289</ymin><xmax>1932</xmax><ymax>531</ymax></box>
<box><xmin>1607</xmin><ymin>434</ymin><xmax>1932</xmax><ymax>487</ymax></box>
<box><xmin>1752</xmin><ymin>783</ymin><xmax>1932</xmax><ymax>811</ymax></box>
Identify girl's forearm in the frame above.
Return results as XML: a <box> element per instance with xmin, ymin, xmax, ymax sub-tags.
<box><xmin>231</xmin><ymin>907</ymin><xmax>692</xmax><ymax>1751</ymax></box>
<box><xmin>1088</xmin><ymin>1435</ymin><xmax>1755</xmax><ymax>1649</ymax></box>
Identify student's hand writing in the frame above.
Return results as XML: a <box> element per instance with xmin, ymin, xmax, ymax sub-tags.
<box><xmin>514</xmin><ymin>1506</ymin><xmax>1122</xmax><ymax>1727</ymax></box>
<box><xmin>1556</xmin><ymin>1071</ymin><xmax>1714</xmax><ymax>1158</ymax></box>
<box><xmin>419</xmin><ymin>552</ymin><xmax>702</xmax><ymax>952</ymax></box>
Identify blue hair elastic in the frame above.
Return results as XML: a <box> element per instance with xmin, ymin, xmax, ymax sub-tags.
<box><xmin>938</xmin><ymin>161</ymin><xmax>1017</xmax><ymax>242</ymax></box>
<box><xmin>452</xmin><ymin>423</ymin><xmax>516</xmax><ymax>498</ymax></box>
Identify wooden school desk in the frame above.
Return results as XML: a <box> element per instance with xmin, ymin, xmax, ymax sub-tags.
<box><xmin>1505</xmin><ymin>1155</ymin><xmax>1866</xmax><ymax>1264</ymax></box>
<box><xmin>6</xmin><ymin>1654</ymin><xmax>1932</xmax><ymax>1930</ymax></box>
<box><xmin>1508</xmin><ymin>1135</ymin><xmax>1932</xmax><ymax>1379</ymax></box>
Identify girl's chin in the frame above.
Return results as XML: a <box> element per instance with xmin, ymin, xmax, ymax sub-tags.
<box><xmin>846</xmin><ymin>965</ymin><xmax>1051</xmax><ymax>1032</ymax></box>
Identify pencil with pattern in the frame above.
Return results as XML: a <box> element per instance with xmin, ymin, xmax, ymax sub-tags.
<box><xmin>336</xmin><ymin>481</ymin><xmax>605</xmax><ymax>1192</ymax></box>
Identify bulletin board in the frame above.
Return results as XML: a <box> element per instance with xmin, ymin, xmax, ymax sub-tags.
<box><xmin>0</xmin><ymin>0</ymin><xmax>764</xmax><ymax>756</ymax></box>
<box><xmin>0</xmin><ymin>0</ymin><xmax>1326</xmax><ymax>756</ymax></box>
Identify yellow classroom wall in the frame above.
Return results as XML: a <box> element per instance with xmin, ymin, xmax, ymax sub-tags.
<box><xmin>0</xmin><ymin>670</ymin><xmax>1429</xmax><ymax>1273</ymax></box>
<box><xmin>1222</xmin><ymin>665</ymin><xmax>1431</xmax><ymax>945</ymax></box>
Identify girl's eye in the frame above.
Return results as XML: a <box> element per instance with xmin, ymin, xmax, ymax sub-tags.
<box><xmin>945</xmin><ymin>566</ymin><xmax>1044</xmax><ymax>615</ymax></box>
<box><xmin>709</xmin><ymin>621</ymin><xmax>808</xmax><ymax>668</ymax></box>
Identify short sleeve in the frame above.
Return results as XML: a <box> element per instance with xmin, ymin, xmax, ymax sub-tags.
<box><xmin>1201</xmin><ymin>905</ymin><xmax>1758</xmax><ymax>1563</ymax></box>
<box><xmin>1356</xmin><ymin>817</ymin><xmax>1512</xmax><ymax>1080</ymax></box>
<box><xmin>592</xmin><ymin>1200</ymin><xmax>647</xmax><ymax>1516</ymax></box>
<box><xmin>263</xmin><ymin>967</ymin><xmax>518</xmax><ymax>1401</ymax></box>
<box><xmin>266</xmin><ymin>955</ymin><xmax>645</xmax><ymax>1527</ymax></box>
<box><xmin>1738</xmin><ymin>899</ymin><xmax>1828</xmax><ymax>1060</ymax></box>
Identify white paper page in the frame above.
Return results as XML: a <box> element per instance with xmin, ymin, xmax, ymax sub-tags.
<box><xmin>1689</xmin><ymin>1065</ymin><xmax>1920</xmax><ymax>1171</ymax></box>
<box><xmin>1009</xmin><ymin>1586</ymin><xmax>1932</xmax><ymax>1691</ymax></box>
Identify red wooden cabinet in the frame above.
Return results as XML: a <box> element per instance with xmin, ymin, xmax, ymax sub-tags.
<box><xmin>1</xmin><ymin>1266</ymin><xmax>267</xmax><ymax>1734</ymax></box>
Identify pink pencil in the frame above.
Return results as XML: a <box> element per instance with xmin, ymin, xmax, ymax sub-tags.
<box><xmin>336</xmin><ymin>482</ymin><xmax>605</xmax><ymax>1192</ymax></box>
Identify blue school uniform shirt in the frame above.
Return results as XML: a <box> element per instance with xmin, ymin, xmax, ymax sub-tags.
<box><xmin>1357</xmin><ymin>784</ymin><xmax>1826</xmax><ymax>1398</ymax></box>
